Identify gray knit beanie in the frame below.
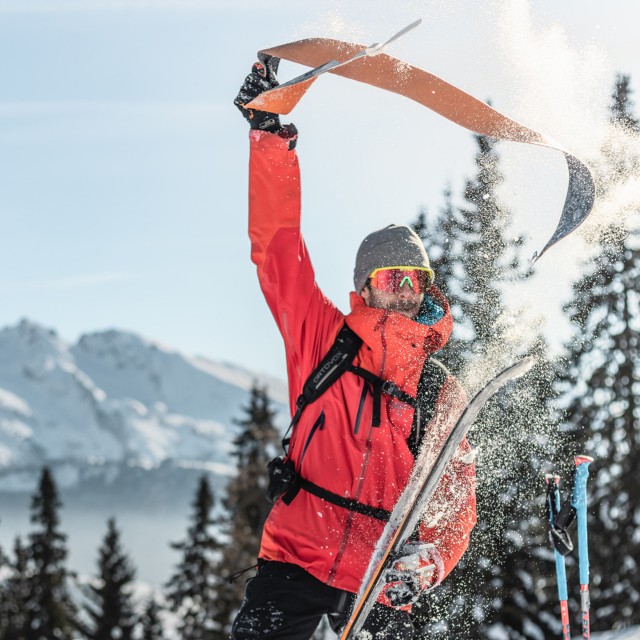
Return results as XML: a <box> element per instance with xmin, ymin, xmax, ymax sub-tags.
<box><xmin>353</xmin><ymin>224</ymin><xmax>434</xmax><ymax>293</ymax></box>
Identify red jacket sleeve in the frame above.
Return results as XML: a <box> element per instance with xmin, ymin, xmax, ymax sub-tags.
<box><xmin>248</xmin><ymin>130</ymin><xmax>344</xmax><ymax>412</ymax></box>
<box><xmin>419</xmin><ymin>442</ymin><xmax>477</xmax><ymax>579</ymax></box>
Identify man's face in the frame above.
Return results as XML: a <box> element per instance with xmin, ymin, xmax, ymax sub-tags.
<box><xmin>361</xmin><ymin>281</ymin><xmax>424</xmax><ymax>320</ymax></box>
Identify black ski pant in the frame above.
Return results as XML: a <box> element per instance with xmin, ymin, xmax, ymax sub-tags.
<box><xmin>231</xmin><ymin>560</ymin><xmax>415</xmax><ymax>640</ymax></box>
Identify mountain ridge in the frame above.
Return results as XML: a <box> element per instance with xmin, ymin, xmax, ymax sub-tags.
<box><xmin>0</xmin><ymin>318</ymin><xmax>287</xmax><ymax>493</ymax></box>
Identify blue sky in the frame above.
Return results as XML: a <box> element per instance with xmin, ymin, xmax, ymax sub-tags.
<box><xmin>1</xmin><ymin>0</ymin><xmax>639</xmax><ymax>379</ymax></box>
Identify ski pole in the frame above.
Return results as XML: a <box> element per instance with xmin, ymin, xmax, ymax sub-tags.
<box><xmin>545</xmin><ymin>474</ymin><xmax>571</xmax><ymax>640</ymax></box>
<box><xmin>571</xmin><ymin>455</ymin><xmax>594</xmax><ymax>640</ymax></box>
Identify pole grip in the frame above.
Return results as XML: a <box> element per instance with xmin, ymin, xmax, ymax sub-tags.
<box><xmin>572</xmin><ymin>455</ymin><xmax>593</xmax><ymax>587</ymax></box>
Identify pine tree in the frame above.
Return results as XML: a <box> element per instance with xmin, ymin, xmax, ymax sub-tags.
<box><xmin>411</xmin><ymin>186</ymin><xmax>466</xmax><ymax>373</ymax></box>
<box><xmin>0</xmin><ymin>537</ymin><xmax>31</xmax><ymax>640</ymax></box>
<box><xmin>413</xmin><ymin>189</ymin><xmax>458</xmax><ymax>302</ymax></box>
<box><xmin>611</xmin><ymin>73</ymin><xmax>639</xmax><ymax>131</ymax></box>
<box><xmin>456</xmin><ymin>135</ymin><xmax>529</xmax><ymax>355</ymax></box>
<box><xmin>165</xmin><ymin>474</ymin><xmax>223</xmax><ymax>640</ymax></box>
<box><xmin>553</xmin><ymin>74</ymin><xmax>640</xmax><ymax>632</ymax></box>
<box><xmin>139</xmin><ymin>597</ymin><xmax>166</xmax><ymax>640</ymax></box>
<box><xmin>82</xmin><ymin>518</ymin><xmax>137</xmax><ymax>640</ymax></box>
<box><xmin>212</xmin><ymin>383</ymin><xmax>281</xmax><ymax>636</ymax></box>
<box><xmin>0</xmin><ymin>535</ymin><xmax>7</xmax><ymax>568</ymax></box>
<box><xmin>0</xmin><ymin>538</ymin><xmax>8</xmax><ymax>639</ymax></box>
<box><xmin>24</xmin><ymin>467</ymin><xmax>77</xmax><ymax>640</ymax></box>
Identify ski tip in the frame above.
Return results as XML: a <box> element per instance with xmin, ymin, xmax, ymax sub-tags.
<box><xmin>544</xmin><ymin>473</ymin><xmax>560</xmax><ymax>485</ymax></box>
<box><xmin>492</xmin><ymin>357</ymin><xmax>536</xmax><ymax>387</ymax></box>
<box><xmin>510</xmin><ymin>356</ymin><xmax>536</xmax><ymax>377</ymax></box>
<box><xmin>394</xmin><ymin>18</ymin><xmax>422</xmax><ymax>34</ymax></box>
<box><xmin>574</xmin><ymin>454</ymin><xmax>594</xmax><ymax>467</ymax></box>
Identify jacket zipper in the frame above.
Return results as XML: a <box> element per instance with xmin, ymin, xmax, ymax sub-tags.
<box><xmin>328</xmin><ymin>423</ymin><xmax>375</xmax><ymax>585</ymax></box>
<box><xmin>353</xmin><ymin>383</ymin><xmax>369</xmax><ymax>436</ymax></box>
<box><xmin>329</xmin><ymin>319</ymin><xmax>390</xmax><ymax>583</ymax></box>
<box><xmin>298</xmin><ymin>411</ymin><xmax>325</xmax><ymax>470</ymax></box>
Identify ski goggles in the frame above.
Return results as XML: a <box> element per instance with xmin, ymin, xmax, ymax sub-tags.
<box><xmin>368</xmin><ymin>266</ymin><xmax>434</xmax><ymax>294</ymax></box>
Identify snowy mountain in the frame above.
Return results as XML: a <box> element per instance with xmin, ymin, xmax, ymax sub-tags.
<box><xmin>0</xmin><ymin>319</ymin><xmax>288</xmax><ymax>584</ymax></box>
<box><xmin>0</xmin><ymin>318</ymin><xmax>287</xmax><ymax>492</ymax></box>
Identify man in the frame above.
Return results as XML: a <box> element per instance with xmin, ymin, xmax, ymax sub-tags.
<box><xmin>231</xmin><ymin>59</ymin><xmax>476</xmax><ymax>640</ymax></box>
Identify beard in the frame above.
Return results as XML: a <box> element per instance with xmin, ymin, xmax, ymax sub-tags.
<box><xmin>367</xmin><ymin>288</ymin><xmax>422</xmax><ymax>318</ymax></box>
<box><xmin>386</xmin><ymin>298</ymin><xmax>421</xmax><ymax>316</ymax></box>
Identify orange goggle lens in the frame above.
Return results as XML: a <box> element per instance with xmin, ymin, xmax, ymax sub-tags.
<box><xmin>368</xmin><ymin>267</ymin><xmax>434</xmax><ymax>294</ymax></box>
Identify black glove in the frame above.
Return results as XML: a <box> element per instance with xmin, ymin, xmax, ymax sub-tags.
<box><xmin>234</xmin><ymin>56</ymin><xmax>282</xmax><ymax>133</ymax></box>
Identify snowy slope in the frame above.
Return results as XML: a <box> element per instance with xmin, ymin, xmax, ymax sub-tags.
<box><xmin>0</xmin><ymin>319</ymin><xmax>287</xmax><ymax>492</ymax></box>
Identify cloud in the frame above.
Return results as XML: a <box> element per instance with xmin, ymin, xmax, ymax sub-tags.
<box><xmin>0</xmin><ymin>272</ymin><xmax>132</xmax><ymax>292</ymax></box>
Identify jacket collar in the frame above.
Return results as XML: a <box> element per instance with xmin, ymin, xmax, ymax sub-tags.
<box><xmin>345</xmin><ymin>286</ymin><xmax>453</xmax><ymax>358</ymax></box>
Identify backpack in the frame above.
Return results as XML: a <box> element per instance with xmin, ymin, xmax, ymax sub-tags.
<box><xmin>267</xmin><ymin>322</ymin><xmax>449</xmax><ymax>522</ymax></box>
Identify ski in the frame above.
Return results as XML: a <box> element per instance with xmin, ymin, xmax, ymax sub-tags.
<box><xmin>339</xmin><ymin>357</ymin><xmax>535</xmax><ymax>640</ymax></box>
<box><xmin>248</xmin><ymin>36</ymin><xmax>595</xmax><ymax>261</ymax></box>
<box><xmin>246</xmin><ymin>19</ymin><xmax>422</xmax><ymax>115</ymax></box>
<box><xmin>571</xmin><ymin>455</ymin><xmax>594</xmax><ymax>640</ymax></box>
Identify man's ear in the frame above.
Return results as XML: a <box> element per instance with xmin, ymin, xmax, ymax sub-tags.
<box><xmin>361</xmin><ymin>283</ymin><xmax>371</xmax><ymax>305</ymax></box>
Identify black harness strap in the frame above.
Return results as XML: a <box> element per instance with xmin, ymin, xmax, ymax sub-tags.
<box><xmin>407</xmin><ymin>358</ymin><xmax>449</xmax><ymax>458</ymax></box>
<box><xmin>346</xmin><ymin>365</ymin><xmax>417</xmax><ymax>427</ymax></box>
<box><xmin>286</xmin><ymin>323</ymin><xmax>420</xmax><ymax>438</ymax></box>
<box><xmin>285</xmin><ymin>477</ymin><xmax>392</xmax><ymax>522</ymax></box>
<box><xmin>278</xmin><ymin>322</ymin><xmax>450</xmax><ymax>523</ymax></box>
<box><xmin>283</xmin><ymin>323</ymin><xmax>362</xmax><ymax>449</ymax></box>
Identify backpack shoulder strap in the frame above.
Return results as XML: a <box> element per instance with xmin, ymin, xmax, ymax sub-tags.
<box><xmin>283</xmin><ymin>323</ymin><xmax>362</xmax><ymax>448</ymax></box>
<box><xmin>407</xmin><ymin>357</ymin><xmax>450</xmax><ymax>458</ymax></box>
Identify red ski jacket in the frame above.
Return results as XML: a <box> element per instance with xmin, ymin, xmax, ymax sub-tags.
<box><xmin>248</xmin><ymin>129</ymin><xmax>476</xmax><ymax>597</ymax></box>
